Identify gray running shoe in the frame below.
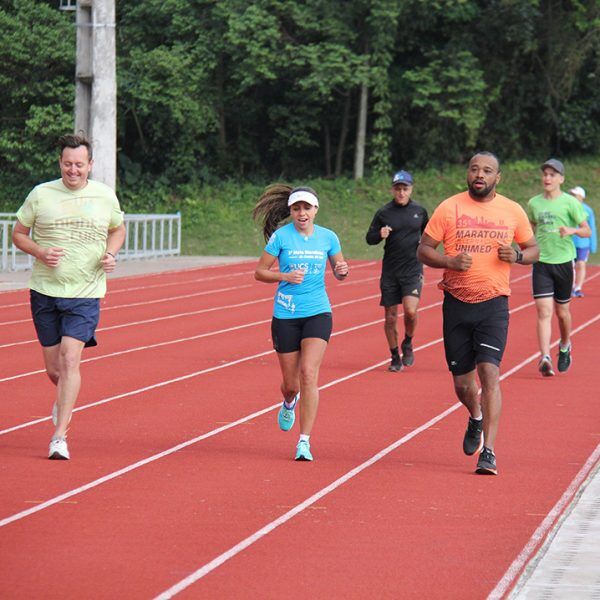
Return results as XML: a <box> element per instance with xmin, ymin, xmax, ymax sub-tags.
<box><xmin>388</xmin><ymin>356</ymin><xmax>402</xmax><ymax>372</ymax></box>
<box><xmin>401</xmin><ymin>341</ymin><xmax>414</xmax><ymax>367</ymax></box>
<box><xmin>463</xmin><ymin>416</ymin><xmax>484</xmax><ymax>456</ymax></box>
<box><xmin>557</xmin><ymin>347</ymin><xmax>571</xmax><ymax>373</ymax></box>
<box><xmin>475</xmin><ymin>447</ymin><xmax>497</xmax><ymax>475</ymax></box>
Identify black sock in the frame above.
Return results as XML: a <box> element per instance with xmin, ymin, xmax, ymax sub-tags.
<box><xmin>391</xmin><ymin>346</ymin><xmax>399</xmax><ymax>358</ymax></box>
<box><xmin>403</xmin><ymin>335</ymin><xmax>413</xmax><ymax>346</ymax></box>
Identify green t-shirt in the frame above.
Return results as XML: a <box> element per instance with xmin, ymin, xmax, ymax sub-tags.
<box><xmin>527</xmin><ymin>192</ymin><xmax>587</xmax><ymax>264</ymax></box>
<box><xmin>16</xmin><ymin>179</ymin><xmax>124</xmax><ymax>298</ymax></box>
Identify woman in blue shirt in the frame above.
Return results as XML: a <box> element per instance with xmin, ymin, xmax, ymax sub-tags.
<box><xmin>570</xmin><ymin>186</ymin><xmax>597</xmax><ymax>297</ymax></box>
<box><xmin>254</xmin><ymin>185</ymin><xmax>349</xmax><ymax>461</ymax></box>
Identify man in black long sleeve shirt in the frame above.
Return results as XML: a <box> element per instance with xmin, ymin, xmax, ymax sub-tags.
<box><xmin>366</xmin><ymin>170</ymin><xmax>429</xmax><ymax>371</ymax></box>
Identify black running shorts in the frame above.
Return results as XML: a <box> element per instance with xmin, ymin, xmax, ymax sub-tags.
<box><xmin>271</xmin><ymin>312</ymin><xmax>333</xmax><ymax>353</ymax></box>
<box><xmin>442</xmin><ymin>292</ymin><xmax>509</xmax><ymax>376</ymax></box>
<box><xmin>380</xmin><ymin>273</ymin><xmax>423</xmax><ymax>307</ymax></box>
<box><xmin>532</xmin><ymin>261</ymin><xmax>573</xmax><ymax>304</ymax></box>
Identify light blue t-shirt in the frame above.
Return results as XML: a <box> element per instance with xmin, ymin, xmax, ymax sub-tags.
<box><xmin>573</xmin><ymin>202</ymin><xmax>597</xmax><ymax>252</ymax></box>
<box><xmin>265</xmin><ymin>223</ymin><xmax>342</xmax><ymax>318</ymax></box>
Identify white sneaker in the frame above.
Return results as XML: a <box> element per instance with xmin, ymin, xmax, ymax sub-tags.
<box><xmin>48</xmin><ymin>437</ymin><xmax>70</xmax><ymax>460</ymax></box>
<box><xmin>52</xmin><ymin>402</ymin><xmax>72</xmax><ymax>426</ymax></box>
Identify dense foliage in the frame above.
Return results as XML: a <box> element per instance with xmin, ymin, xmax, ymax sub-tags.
<box><xmin>1</xmin><ymin>0</ymin><xmax>599</xmax><ymax>205</ymax></box>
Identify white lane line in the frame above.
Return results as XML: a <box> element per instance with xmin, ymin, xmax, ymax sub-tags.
<box><xmin>488</xmin><ymin>443</ymin><xmax>600</xmax><ymax>600</ymax></box>
<box><xmin>4</xmin><ymin>305</ymin><xmax>594</xmax><ymax>537</ymax></box>
<box><xmin>0</xmin><ymin>275</ymin><xmax>380</xmax><ymax>344</ymax></box>
<box><xmin>0</xmin><ymin>298</ymin><xmax>440</xmax><ymax>433</ymax></box>
<box><xmin>0</xmin><ymin>277</ymin><xmax>378</xmax><ymax>326</ymax></box>
<box><xmin>0</xmin><ymin>346</ymin><xmax>428</xmax><ymax>528</ymax></box>
<box><xmin>153</xmin><ymin>403</ymin><xmax>461</xmax><ymax>599</ymax></box>
<box><xmin>0</xmin><ymin>262</ymin><xmax>379</xmax><ymax>311</ymax></box>
<box><xmin>0</xmin><ymin>293</ymin><xmax>383</xmax><ymax>382</ymax></box>
<box><xmin>0</xmin><ymin>284</ymin><xmax>254</xmax><ymax>326</ymax></box>
<box><xmin>152</xmin><ymin>316</ymin><xmax>600</xmax><ymax>599</ymax></box>
<box><xmin>0</xmin><ymin>289</ymin><xmax>541</xmax><ymax>431</ymax></box>
<box><xmin>0</xmin><ymin>271</ymin><xmax>533</xmax><ymax>350</ymax></box>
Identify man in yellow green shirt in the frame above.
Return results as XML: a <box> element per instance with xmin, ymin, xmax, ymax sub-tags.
<box><xmin>527</xmin><ymin>159</ymin><xmax>590</xmax><ymax>377</ymax></box>
<box><xmin>13</xmin><ymin>134</ymin><xmax>126</xmax><ymax>460</ymax></box>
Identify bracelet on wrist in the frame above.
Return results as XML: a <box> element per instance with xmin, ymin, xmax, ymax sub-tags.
<box><xmin>515</xmin><ymin>249</ymin><xmax>523</xmax><ymax>264</ymax></box>
<box><xmin>106</xmin><ymin>251</ymin><xmax>116</xmax><ymax>259</ymax></box>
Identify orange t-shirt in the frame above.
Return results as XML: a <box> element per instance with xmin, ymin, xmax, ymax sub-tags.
<box><xmin>424</xmin><ymin>191</ymin><xmax>533</xmax><ymax>303</ymax></box>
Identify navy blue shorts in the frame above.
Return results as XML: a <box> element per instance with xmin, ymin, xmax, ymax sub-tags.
<box><xmin>575</xmin><ymin>248</ymin><xmax>590</xmax><ymax>262</ymax></box>
<box><xmin>442</xmin><ymin>292</ymin><xmax>509</xmax><ymax>376</ymax></box>
<box><xmin>30</xmin><ymin>290</ymin><xmax>100</xmax><ymax>348</ymax></box>
<box><xmin>271</xmin><ymin>313</ymin><xmax>332</xmax><ymax>353</ymax></box>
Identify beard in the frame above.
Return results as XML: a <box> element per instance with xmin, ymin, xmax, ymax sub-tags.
<box><xmin>468</xmin><ymin>180</ymin><xmax>495</xmax><ymax>198</ymax></box>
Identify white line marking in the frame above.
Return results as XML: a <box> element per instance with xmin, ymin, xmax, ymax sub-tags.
<box><xmin>0</xmin><ymin>293</ymin><xmax>384</xmax><ymax>382</ymax></box>
<box><xmin>152</xmin><ymin>316</ymin><xmax>600</xmax><ymax>598</ymax></box>
<box><xmin>153</xmin><ymin>404</ymin><xmax>461</xmax><ymax>600</ymax></box>
<box><xmin>0</xmin><ymin>277</ymin><xmax>381</xmax><ymax>346</ymax></box>
<box><xmin>3</xmin><ymin>310</ymin><xmax>596</xmax><ymax>543</ymax></box>
<box><xmin>488</xmin><ymin>443</ymin><xmax>600</xmax><ymax>600</ymax></box>
<box><xmin>0</xmin><ymin>284</ymin><xmax>254</xmax><ymax>326</ymax></box>
<box><xmin>0</xmin><ymin>298</ymin><xmax>440</xmax><ymax>432</ymax></box>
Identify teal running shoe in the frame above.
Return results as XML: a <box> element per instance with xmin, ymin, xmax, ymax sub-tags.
<box><xmin>277</xmin><ymin>394</ymin><xmax>298</xmax><ymax>431</ymax></box>
<box><xmin>295</xmin><ymin>439</ymin><xmax>313</xmax><ymax>461</ymax></box>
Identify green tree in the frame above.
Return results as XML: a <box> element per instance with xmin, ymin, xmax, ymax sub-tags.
<box><xmin>0</xmin><ymin>0</ymin><xmax>74</xmax><ymax>202</ymax></box>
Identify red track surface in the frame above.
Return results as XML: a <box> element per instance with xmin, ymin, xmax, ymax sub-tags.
<box><xmin>0</xmin><ymin>261</ymin><xmax>598</xmax><ymax>599</ymax></box>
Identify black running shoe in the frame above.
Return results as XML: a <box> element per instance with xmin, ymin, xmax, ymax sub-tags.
<box><xmin>557</xmin><ymin>346</ymin><xmax>571</xmax><ymax>373</ymax></box>
<box><xmin>401</xmin><ymin>341</ymin><xmax>414</xmax><ymax>367</ymax></box>
<box><xmin>388</xmin><ymin>356</ymin><xmax>402</xmax><ymax>372</ymax></box>
<box><xmin>538</xmin><ymin>355</ymin><xmax>555</xmax><ymax>377</ymax></box>
<box><xmin>463</xmin><ymin>416</ymin><xmax>483</xmax><ymax>456</ymax></box>
<box><xmin>475</xmin><ymin>447</ymin><xmax>497</xmax><ymax>475</ymax></box>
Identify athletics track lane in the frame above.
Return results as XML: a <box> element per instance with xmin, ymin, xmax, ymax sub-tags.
<box><xmin>0</xmin><ymin>263</ymin><xmax>598</xmax><ymax>598</ymax></box>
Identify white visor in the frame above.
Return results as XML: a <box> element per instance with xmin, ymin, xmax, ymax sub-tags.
<box><xmin>288</xmin><ymin>190</ymin><xmax>319</xmax><ymax>207</ymax></box>
<box><xmin>569</xmin><ymin>186</ymin><xmax>586</xmax><ymax>198</ymax></box>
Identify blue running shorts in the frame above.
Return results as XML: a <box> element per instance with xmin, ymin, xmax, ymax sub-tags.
<box><xmin>30</xmin><ymin>290</ymin><xmax>100</xmax><ymax>348</ymax></box>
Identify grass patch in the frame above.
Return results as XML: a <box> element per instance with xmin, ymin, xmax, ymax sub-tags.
<box><xmin>172</xmin><ymin>156</ymin><xmax>599</xmax><ymax>263</ymax></box>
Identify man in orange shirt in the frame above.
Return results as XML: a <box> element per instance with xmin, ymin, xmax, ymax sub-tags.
<box><xmin>417</xmin><ymin>152</ymin><xmax>538</xmax><ymax>475</ymax></box>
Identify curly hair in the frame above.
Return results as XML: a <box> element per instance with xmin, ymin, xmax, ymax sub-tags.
<box><xmin>252</xmin><ymin>184</ymin><xmax>293</xmax><ymax>241</ymax></box>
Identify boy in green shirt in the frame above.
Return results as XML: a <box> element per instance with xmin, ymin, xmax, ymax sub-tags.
<box><xmin>13</xmin><ymin>134</ymin><xmax>126</xmax><ymax>460</ymax></box>
<box><xmin>527</xmin><ymin>159</ymin><xmax>590</xmax><ymax>377</ymax></box>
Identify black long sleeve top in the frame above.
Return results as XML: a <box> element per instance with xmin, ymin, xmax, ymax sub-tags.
<box><xmin>365</xmin><ymin>199</ymin><xmax>429</xmax><ymax>278</ymax></box>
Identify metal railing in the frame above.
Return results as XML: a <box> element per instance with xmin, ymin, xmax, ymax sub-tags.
<box><xmin>0</xmin><ymin>212</ymin><xmax>181</xmax><ymax>271</ymax></box>
<box><xmin>121</xmin><ymin>213</ymin><xmax>181</xmax><ymax>261</ymax></box>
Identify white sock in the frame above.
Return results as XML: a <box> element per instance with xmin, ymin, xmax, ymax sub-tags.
<box><xmin>299</xmin><ymin>434</ymin><xmax>310</xmax><ymax>443</ymax></box>
<box><xmin>471</xmin><ymin>414</ymin><xmax>483</xmax><ymax>421</ymax></box>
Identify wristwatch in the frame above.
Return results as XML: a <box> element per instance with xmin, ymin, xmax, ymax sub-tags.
<box><xmin>514</xmin><ymin>248</ymin><xmax>524</xmax><ymax>264</ymax></box>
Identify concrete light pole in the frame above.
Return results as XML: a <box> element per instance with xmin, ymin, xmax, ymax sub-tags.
<box><xmin>61</xmin><ymin>0</ymin><xmax>116</xmax><ymax>190</ymax></box>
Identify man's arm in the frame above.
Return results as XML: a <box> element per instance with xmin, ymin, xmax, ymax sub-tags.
<box><xmin>100</xmin><ymin>223</ymin><xmax>126</xmax><ymax>273</ymax></box>
<box><xmin>497</xmin><ymin>236</ymin><xmax>539</xmax><ymax>265</ymax></box>
<box><xmin>417</xmin><ymin>232</ymin><xmax>472</xmax><ymax>271</ymax></box>
<box><xmin>12</xmin><ymin>220</ymin><xmax>64</xmax><ymax>267</ymax></box>
<box><xmin>365</xmin><ymin>211</ymin><xmax>385</xmax><ymax>245</ymax></box>
<box><xmin>559</xmin><ymin>220</ymin><xmax>591</xmax><ymax>239</ymax></box>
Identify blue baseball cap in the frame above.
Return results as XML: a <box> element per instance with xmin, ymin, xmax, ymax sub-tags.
<box><xmin>392</xmin><ymin>170</ymin><xmax>414</xmax><ymax>186</ymax></box>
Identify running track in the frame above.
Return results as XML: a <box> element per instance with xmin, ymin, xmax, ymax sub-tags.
<box><xmin>0</xmin><ymin>261</ymin><xmax>598</xmax><ymax>599</ymax></box>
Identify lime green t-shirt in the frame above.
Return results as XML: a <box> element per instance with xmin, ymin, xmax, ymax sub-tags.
<box><xmin>527</xmin><ymin>192</ymin><xmax>587</xmax><ymax>264</ymax></box>
<box><xmin>16</xmin><ymin>179</ymin><xmax>124</xmax><ymax>298</ymax></box>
